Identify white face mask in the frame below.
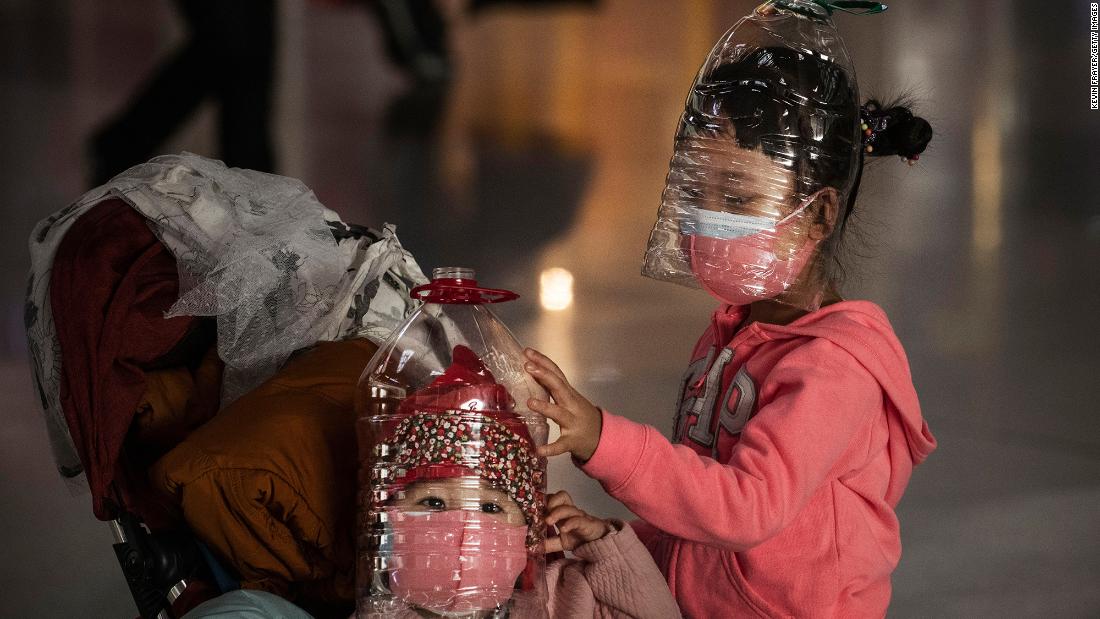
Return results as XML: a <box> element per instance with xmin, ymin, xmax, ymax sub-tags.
<box><xmin>678</xmin><ymin>201</ymin><xmax>809</xmax><ymax>240</ymax></box>
<box><xmin>679</xmin><ymin>209</ymin><xmax>774</xmax><ymax>239</ymax></box>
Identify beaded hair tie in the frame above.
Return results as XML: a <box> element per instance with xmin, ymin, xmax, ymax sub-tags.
<box><xmin>859</xmin><ymin>100</ymin><xmax>921</xmax><ymax>166</ymax></box>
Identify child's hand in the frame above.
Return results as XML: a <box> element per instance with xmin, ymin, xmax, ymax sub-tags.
<box><xmin>543</xmin><ymin>490</ymin><xmax>611</xmax><ymax>553</ymax></box>
<box><xmin>523</xmin><ymin>348</ymin><xmax>603</xmax><ymax>461</ymax></box>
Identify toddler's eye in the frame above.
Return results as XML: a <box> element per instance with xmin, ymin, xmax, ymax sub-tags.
<box><xmin>480</xmin><ymin>502</ymin><xmax>503</xmax><ymax>514</ymax></box>
<box><xmin>418</xmin><ymin>496</ymin><xmax>446</xmax><ymax>510</ymax></box>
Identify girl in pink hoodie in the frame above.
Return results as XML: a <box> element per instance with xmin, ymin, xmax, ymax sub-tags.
<box><xmin>522</xmin><ymin>2</ymin><xmax>937</xmax><ymax>617</ymax></box>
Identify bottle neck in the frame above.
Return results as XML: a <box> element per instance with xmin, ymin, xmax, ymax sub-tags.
<box><xmin>432</xmin><ymin>267</ymin><xmax>475</xmax><ymax>280</ymax></box>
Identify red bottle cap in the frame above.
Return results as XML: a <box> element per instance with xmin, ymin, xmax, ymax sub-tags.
<box><xmin>410</xmin><ymin>267</ymin><xmax>520</xmax><ymax>305</ymax></box>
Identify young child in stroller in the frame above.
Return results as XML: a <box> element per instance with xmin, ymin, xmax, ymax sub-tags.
<box><xmin>362</xmin><ymin>371</ymin><xmax>679</xmax><ymax>618</ymax></box>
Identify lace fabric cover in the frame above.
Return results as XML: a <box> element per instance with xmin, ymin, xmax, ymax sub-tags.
<box><xmin>26</xmin><ymin>153</ymin><xmax>427</xmax><ymax>483</ymax></box>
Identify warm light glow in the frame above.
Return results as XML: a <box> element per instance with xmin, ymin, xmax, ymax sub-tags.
<box><xmin>539</xmin><ymin>268</ymin><xmax>574</xmax><ymax>311</ymax></box>
<box><xmin>971</xmin><ymin>112</ymin><xmax>1003</xmax><ymax>256</ymax></box>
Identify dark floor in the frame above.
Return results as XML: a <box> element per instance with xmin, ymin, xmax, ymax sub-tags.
<box><xmin>1</xmin><ymin>1</ymin><xmax>1099</xmax><ymax>617</ymax></box>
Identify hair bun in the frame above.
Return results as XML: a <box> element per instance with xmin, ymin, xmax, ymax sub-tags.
<box><xmin>889</xmin><ymin>114</ymin><xmax>932</xmax><ymax>157</ymax></box>
<box><xmin>860</xmin><ymin>99</ymin><xmax>933</xmax><ymax>160</ymax></box>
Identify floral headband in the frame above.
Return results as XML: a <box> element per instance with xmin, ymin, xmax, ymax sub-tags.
<box><xmin>389</xmin><ymin>411</ymin><xmax>544</xmax><ymax>544</ymax></box>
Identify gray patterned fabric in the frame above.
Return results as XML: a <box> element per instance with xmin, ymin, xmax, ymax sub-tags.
<box><xmin>26</xmin><ymin>153</ymin><xmax>426</xmax><ymax>483</ymax></box>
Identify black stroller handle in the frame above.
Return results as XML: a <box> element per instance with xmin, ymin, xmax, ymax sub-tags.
<box><xmin>111</xmin><ymin>511</ymin><xmax>207</xmax><ymax>619</ymax></box>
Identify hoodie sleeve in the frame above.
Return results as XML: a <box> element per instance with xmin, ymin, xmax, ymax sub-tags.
<box><xmin>545</xmin><ymin>522</ymin><xmax>682</xmax><ymax>619</ymax></box>
<box><xmin>626</xmin><ymin>519</ymin><xmax>661</xmax><ymax>555</ymax></box>
<box><xmin>581</xmin><ymin>339</ymin><xmax>882</xmax><ymax>551</ymax></box>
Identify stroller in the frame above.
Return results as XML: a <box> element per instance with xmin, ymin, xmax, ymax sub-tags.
<box><xmin>25</xmin><ymin>155</ymin><xmax>426</xmax><ymax>618</ymax></box>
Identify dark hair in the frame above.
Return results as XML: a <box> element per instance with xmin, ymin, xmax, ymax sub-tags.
<box><xmin>684</xmin><ymin>46</ymin><xmax>932</xmax><ymax>286</ymax></box>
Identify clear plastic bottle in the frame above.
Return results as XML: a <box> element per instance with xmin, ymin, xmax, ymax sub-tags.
<box><xmin>356</xmin><ymin>267</ymin><xmax>550</xmax><ymax>618</ymax></box>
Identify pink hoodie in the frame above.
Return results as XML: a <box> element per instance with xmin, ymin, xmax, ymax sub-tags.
<box><xmin>581</xmin><ymin>300</ymin><xmax>935</xmax><ymax>618</ymax></box>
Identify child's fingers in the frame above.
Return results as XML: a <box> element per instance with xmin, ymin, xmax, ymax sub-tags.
<box><xmin>545</xmin><ymin>504</ymin><xmax>584</xmax><ymax>527</ymax></box>
<box><xmin>544</xmin><ymin>536</ymin><xmax>564</xmax><ymax>554</ymax></box>
<box><xmin>556</xmin><ymin>517</ymin><xmax>582</xmax><ymax>533</ymax></box>
<box><xmin>525</xmin><ymin>365</ymin><xmax>577</xmax><ymax>406</ymax></box>
<box><xmin>527</xmin><ymin>397</ymin><xmax>570</xmax><ymax>424</ymax></box>
<box><xmin>537</xmin><ymin>440</ymin><xmax>572</xmax><ymax>458</ymax></box>
<box><xmin>557</xmin><ymin>517</ymin><xmax>597</xmax><ymax>540</ymax></box>
<box><xmin>524</xmin><ymin>348</ymin><xmax>569</xmax><ymax>382</ymax></box>
<box><xmin>558</xmin><ymin>516</ymin><xmax>609</xmax><ymax>543</ymax></box>
<box><xmin>546</xmin><ymin>490</ymin><xmax>575</xmax><ymax>510</ymax></box>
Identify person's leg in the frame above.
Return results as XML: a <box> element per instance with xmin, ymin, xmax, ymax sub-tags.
<box><xmin>203</xmin><ymin>0</ymin><xmax>277</xmax><ymax>172</ymax></box>
<box><xmin>372</xmin><ymin>0</ymin><xmax>451</xmax><ymax>84</ymax></box>
<box><xmin>88</xmin><ymin>0</ymin><xmax>213</xmax><ymax>185</ymax></box>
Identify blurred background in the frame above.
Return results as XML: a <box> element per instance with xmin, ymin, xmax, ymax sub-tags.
<box><xmin>2</xmin><ymin>0</ymin><xmax>1099</xmax><ymax>616</ymax></box>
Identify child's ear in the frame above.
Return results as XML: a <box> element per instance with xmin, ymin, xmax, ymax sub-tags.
<box><xmin>808</xmin><ymin>188</ymin><xmax>840</xmax><ymax>241</ymax></box>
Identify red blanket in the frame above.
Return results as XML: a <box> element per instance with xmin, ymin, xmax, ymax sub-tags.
<box><xmin>50</xmin><ymin>198</ymin><xmax>202</xmax><ymax>523</ymax></box>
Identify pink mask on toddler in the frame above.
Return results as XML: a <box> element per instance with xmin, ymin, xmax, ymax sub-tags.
<box><xmin>387</xmin><ymin>509</ymin><xmax>528</xmax><ymax>613</ymax></box>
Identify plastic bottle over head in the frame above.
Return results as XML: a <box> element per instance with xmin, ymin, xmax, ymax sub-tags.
<box><xmin>355</xmin><ymin>268</ymin><xmax>550</xmax><ymax>618</ymax></box>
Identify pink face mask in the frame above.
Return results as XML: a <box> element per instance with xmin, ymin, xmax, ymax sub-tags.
<box><xmin>683</xmin><ymin>192</ymin><xmax>822</xmax><ymax>306</ymax></box>
<box><xmin>387</xmin><ymin>509</ymin><xmax>529</xmax><ymax>614</ymax></box>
